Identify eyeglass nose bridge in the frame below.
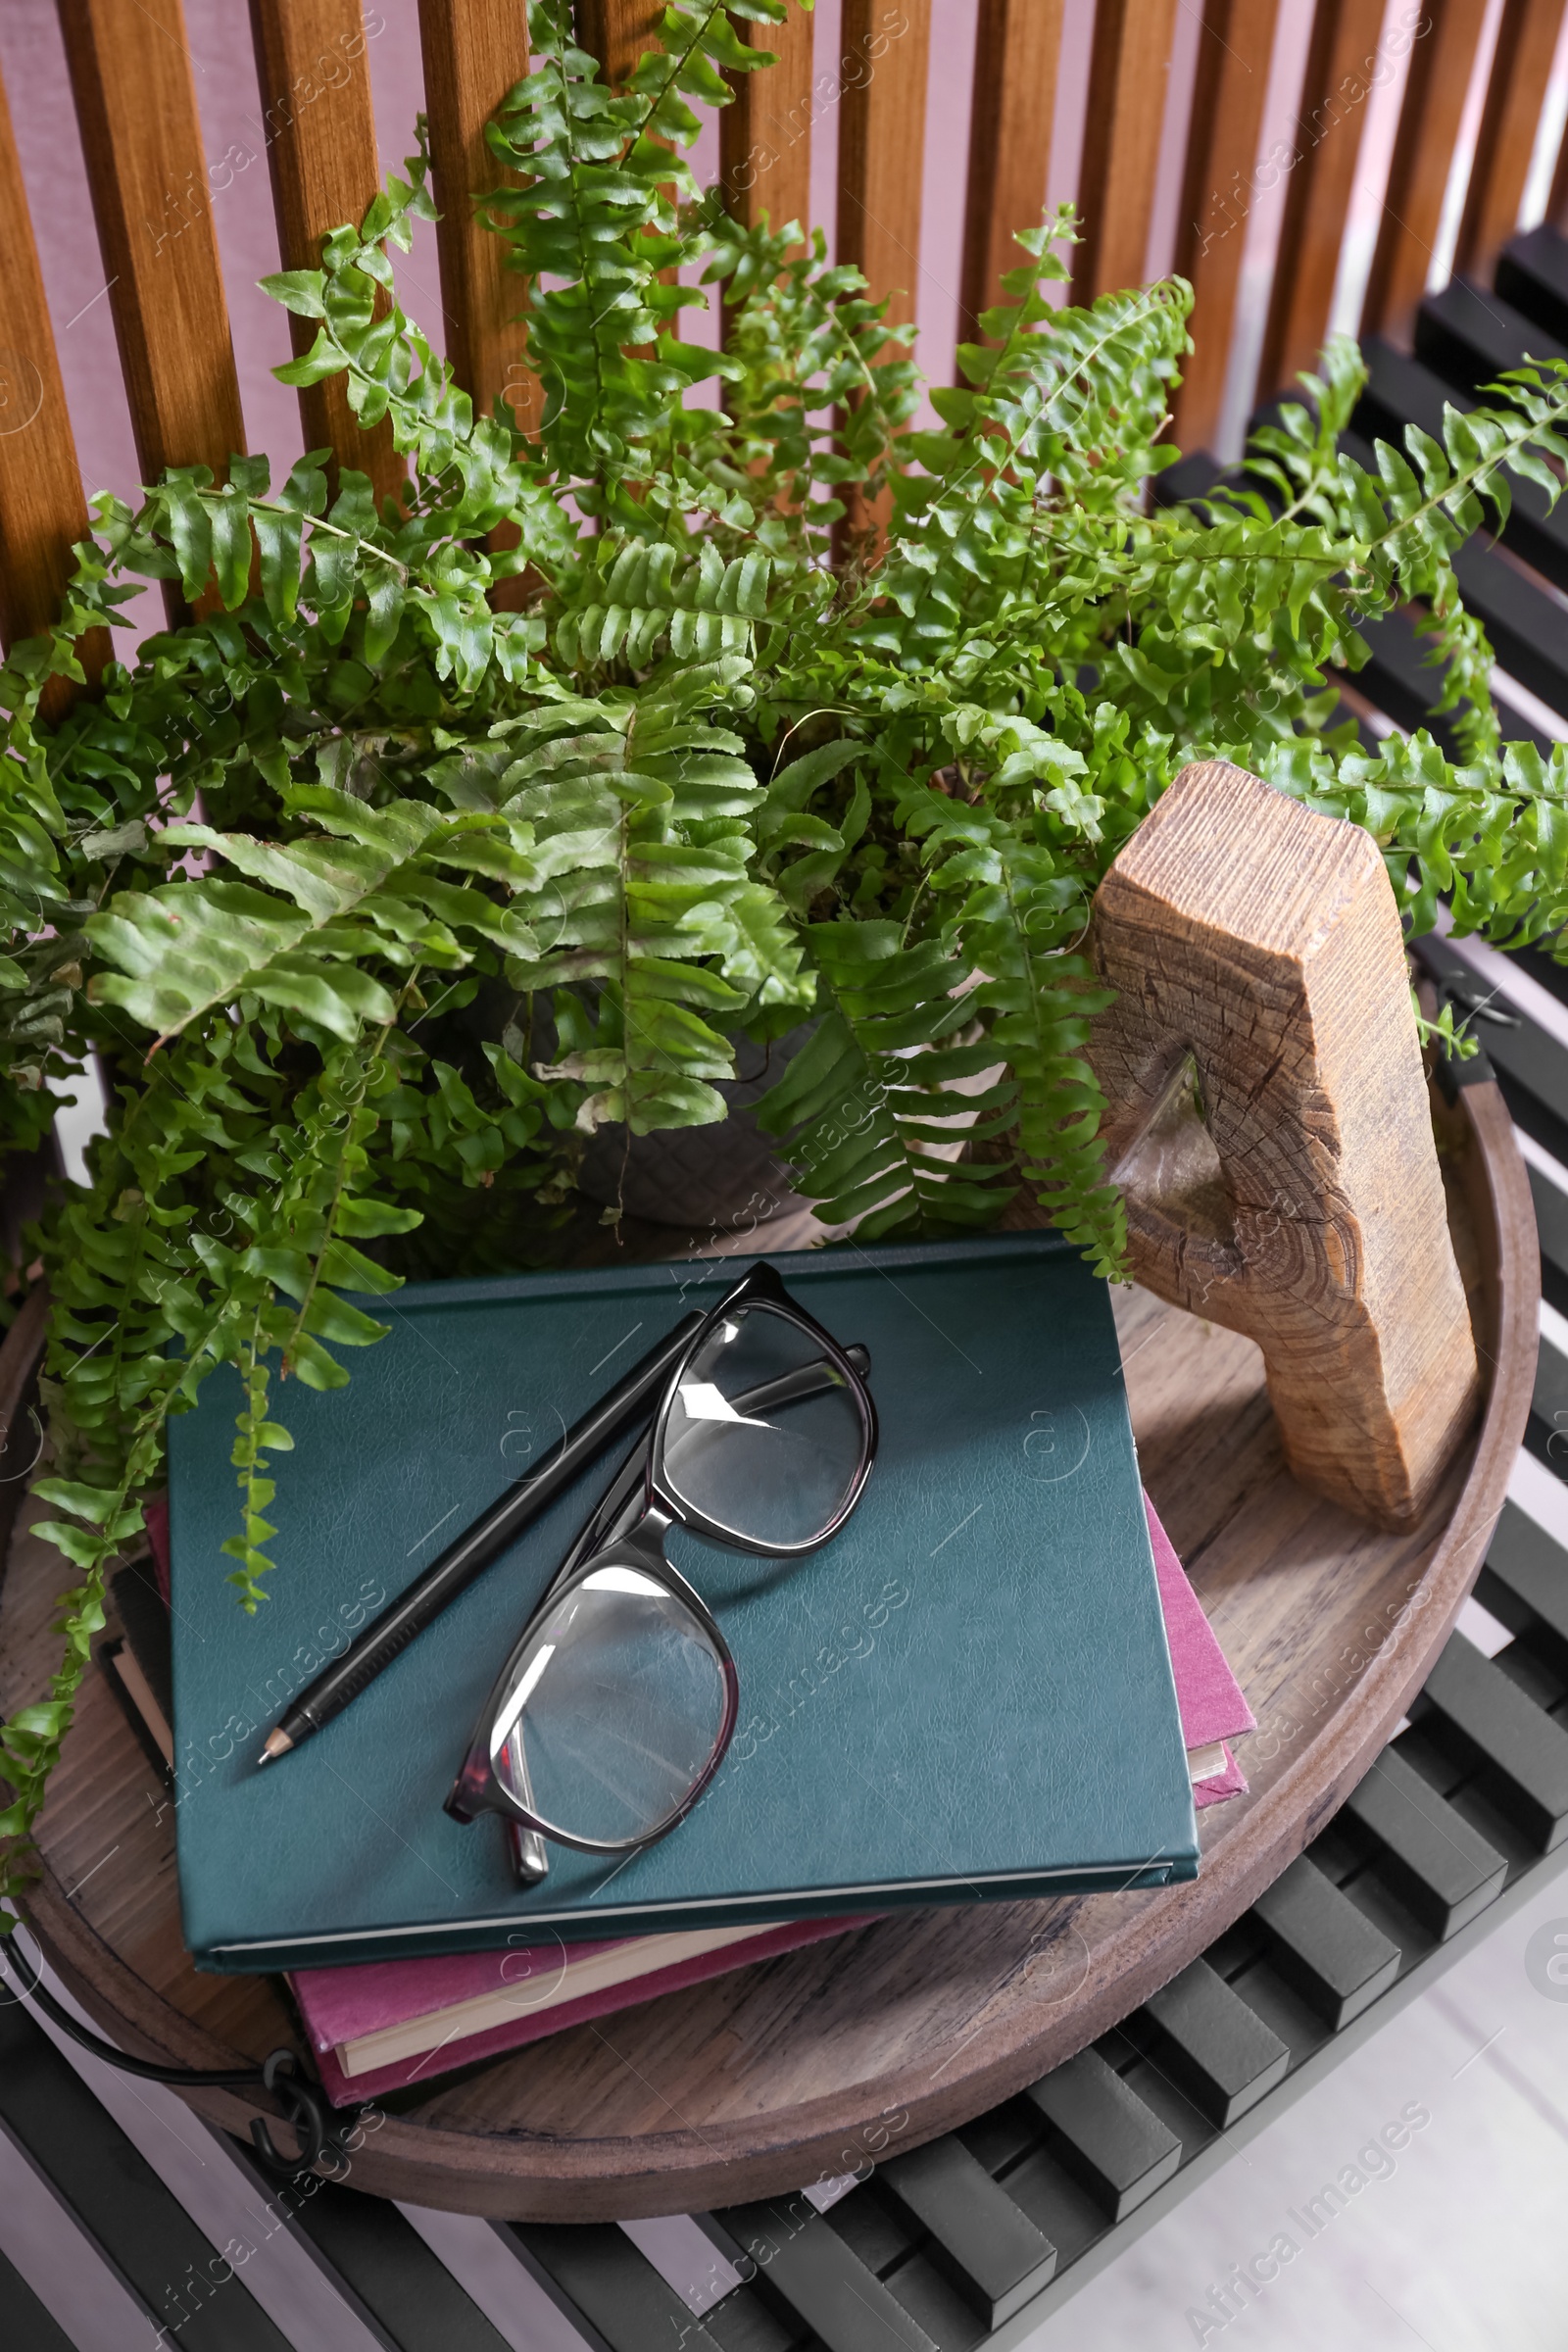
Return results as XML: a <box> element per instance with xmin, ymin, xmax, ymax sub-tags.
<box><xmin>605</xmin><ymin>1499</ymin><xmax>675</xmax><ymax>1571</ymax></box>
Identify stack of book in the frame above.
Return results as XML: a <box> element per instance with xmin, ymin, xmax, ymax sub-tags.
<box><xmin>119</xmin><ymin>1237</ymin><xmax>1252</xmax><ymax>2106</ymax></box>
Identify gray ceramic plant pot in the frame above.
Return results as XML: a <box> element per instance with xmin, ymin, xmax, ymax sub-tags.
<box><xmin>577</xmin><ymin>1024</ymin><xmax>814</xmax><ymax>1230</ymax></box>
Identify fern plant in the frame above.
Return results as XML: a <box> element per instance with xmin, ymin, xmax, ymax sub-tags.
<box><xmin>4</xmin><ymin>0</ymin><xmax>1568</xmax><ymax>1895</ymax></box>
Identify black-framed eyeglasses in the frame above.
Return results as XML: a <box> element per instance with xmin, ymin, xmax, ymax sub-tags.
<box><xmin>445</xmin><ymin>1263</ymin><xmax>877</xmax><ymax>1880</ymax></box>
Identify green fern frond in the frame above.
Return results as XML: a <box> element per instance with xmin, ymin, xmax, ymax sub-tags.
<box><xmin>502</xmin><ymin>658</ymin><xmax>810</xmax><ymax>1131</ymax></box>
<box><xmin>756</xmin><ymin>920</ymin><xmax>1015</xmax><ymax>1238</ymax></box>
<box><xmin>481</xmin><ymin>0</ymin><xmax>781</xmax><ymax>502</ymax></box>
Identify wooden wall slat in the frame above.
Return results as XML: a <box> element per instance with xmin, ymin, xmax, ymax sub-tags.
<box><xmin>577</xmin><ymin>1</ymin><xmax>662</xmax><ymax>92</ymax></box>
<box><xmin>55</xmin><ymin>0</ymin><xmax>245</xmax><ymax>488</ymax></box>
<box><xmin>835</xmin><ymin>0</ymin><xmax>932</xmax><ymax>550</ymax></box>
<box><xmin>247</xmin><ymin>0</ymin><xmax>401</xmax><ymax>501</ymax></box>
<box><xmin>1257</xmin><ymin>0</ymin><xmax>1386</xmax><ymax>398</ymax></box>
<box><xmin>0</xmin><ymin>61</ymin><xmax>94</xmax><ymax>665</ymax></box>
<box><xmin>1071</xmin><ymin>0</ymin><xmax>1180</xmax><ymax>301</ymax></box>
<box><xmin>1171</xmin><ymin>0</ymin><xmax>1282</xmax><ymax>454</ymax></box>
<box><xmin>1361</xmin><ymin>0</ymin><xmax>1493</xmax><ymax>341</ymax></box>
<box><xmin>417</xmin><ymin>0</ymin><xmax>534</xmax><ymax>428</ymax></box>
<box><xmin>958</xmin><ymin>0</ymin><xmax>1065</xmax><ymax>343</ymax></box>
<box><xmin>1455</xmin><ymin>0</ymin><xmax>1568</xmax><ymax>280</ymax></box>
<box><xmin>1551</xmin><ymin>87</ymin><xmax>1568</xmax><ymax>230</ymax></box>
<box><xmin>836</xmin><ymin>0</ymin><xmax>933</xmax><ymax>331</ymax></box>
<box><xmin>720</xmin><ymin>5</ymin><xmax>815</xmax><ymax>240</ymax></box>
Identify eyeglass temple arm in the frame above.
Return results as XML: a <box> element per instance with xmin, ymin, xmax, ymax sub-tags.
<box><xmin>503</xmin><ymin>1342</ymin><xmax>870</xmax><ymax>1890</ymax></box>
<box><xmin>730</xmin><ymin>1346</ymin><xmax>870</xmax><ymax>1416</ymax></box>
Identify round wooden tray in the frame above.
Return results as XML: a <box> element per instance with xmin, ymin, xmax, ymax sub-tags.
<box><xmin>0</xmin><ymin>1077</ymin><xmax>1536</xmax><ymax>2223</ymax></box>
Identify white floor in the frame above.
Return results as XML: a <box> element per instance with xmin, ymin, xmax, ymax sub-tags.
<box><xmin>1018</xmin><ymin>1851</ymin><xmax>1568</xmax><ymax>2352</ymax></box>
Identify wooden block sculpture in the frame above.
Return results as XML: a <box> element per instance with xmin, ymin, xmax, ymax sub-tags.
<box><xmin>1087</xmin><ymin>760</ymin><xmax>1480</xmax><ymax>1530</ymax></box>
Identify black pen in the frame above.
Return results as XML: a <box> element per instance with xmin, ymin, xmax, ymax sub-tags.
<box><xmin>256</xmin><ymin>1310</ymin><xmax>705</xmax><ymax>1765</ymax></box>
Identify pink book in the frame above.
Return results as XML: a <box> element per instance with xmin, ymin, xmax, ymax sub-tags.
<box><xmin>288</xmin><ymin>1494</ymin><xmax>1253</xmax><ymax>2105</ymax></box>
<box><xmin>1146</xmin><ymin>1494</ymin><xmax>1256</xmax><ymax>1807</ymax></box>
<box><xmin>297</xmin><ymin>1915</ymin><xmax>876</xmax><ymax>2105</ymax></box>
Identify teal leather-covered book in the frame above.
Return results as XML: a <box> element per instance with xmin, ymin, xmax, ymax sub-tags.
<box><xmin>169</xmin><ymin>1235</ymin><xmax>1199</xmax><ymax>1971</ymax></box>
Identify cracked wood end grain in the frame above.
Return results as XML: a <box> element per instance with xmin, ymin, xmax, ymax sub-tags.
<box><xmin>1088</xmin><ymin>759</ymin><xmax>1480</xmax><ymax>1530</ymax></box>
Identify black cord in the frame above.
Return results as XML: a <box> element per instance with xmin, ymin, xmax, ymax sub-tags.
<box><xmin>0</xmin><ymin>1924</ymin><xmax>362</xmax><ymax>2179</ymax></box>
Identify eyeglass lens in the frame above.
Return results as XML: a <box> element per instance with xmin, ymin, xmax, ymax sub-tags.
<box><xmin>490</xmin><ymin>1565</ymin><xmax>729</xmax><ymax>1845</ymax></box>
<box><xmin>660</xmin><ymin>1301</ymin><xmax>866</xmax><ymax>1550</ymax></box>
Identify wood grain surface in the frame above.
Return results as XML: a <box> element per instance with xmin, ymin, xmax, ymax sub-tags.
<box><xmin>0</xmin><ymin>1062</ymin><xmax>1534</xmax><ymax>2218</ymax></box>
<box><xmin>1088</xmin><ymin>761</ymin><xmax>1479</xmax><ymax>1528</ymax></box>
<box><xmin>0</xmin><ymin>62</ymin><xmax>101</xmax><ymax>680</ymax></box>
<box><xmin>957</xmin><ymin>0</ymin><xmax>1065</xmax><ymax>343</ymax></box>
<box><xmin>57</xmin><ymin>0</ymin><xmax>246</xmax><ymax>489</ymax></box>
<box><xmin>247</xmin><ymin>0</ymin><xmax>402</xmax><ymax>505</ymax></box>
<box><xmin>1257</xmin><ymin>0</ymin><xmax>1387</xmax><ymax>401</ymax></box>
<box><xmin>835</xmin><ymin>0</ymin><xmax>932</xmax><ymax>334</ymax></box>
<box><xmin>417</xmin><ymin>0</ymin><xmax>533</xmax><ymax>429</ymax></box>
<box><xmin>1455</xmin><ymin>0</ymin><xmax>1568</xmax><ymax>281</ymax></box>
<box><xmin>1361</xmin><ymin>0</ymin><xmax>1493</xmax><ymax>341</ymax></box>
<box><xmin>1171</xmin><ymin>0</ymin><xmax>1282</xmax><ymax>455</ymax></box>
<box><xmin>1070</xmin><ymin>0</ymin><xmax>1179</xmax><ymax>302</ymax></box>
<box><xmin>719</xmin><ymin>0</ymin><xmax>815</xmax><ymax>242</ymax></box>
<box><xmin>577</xmin><ymin>0</ymin><xmax>662</xmax><ymax>91</ymax></box>
<box><xmin>834</xmin><ymin>0</ymin><xmax>932</xmax><ymax>551</ymax></box>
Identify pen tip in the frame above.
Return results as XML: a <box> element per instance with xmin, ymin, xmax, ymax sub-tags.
<box><xmin>257</xmin><ymin>1730</ymin><xmax>293</xmax><ymax>1768</ymax></box>
<box><xmin>255</xmin><ymin>1748</ymin><xmax>272</xmax><ymax>1767</ymax></box>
